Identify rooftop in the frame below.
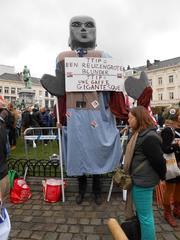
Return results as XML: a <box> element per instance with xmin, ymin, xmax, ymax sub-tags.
<box><xmin>0</xmin><ymin>73</ymin><xmax>40</xmax><ymax>85</ymax></box>
<box><xmin>134</xmin><ymin>56</ymin><xmax>180</xmax><ymax>72</ymax></box>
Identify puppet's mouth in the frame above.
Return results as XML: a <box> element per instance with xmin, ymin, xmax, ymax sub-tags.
<box><xmin>81</xmin><ymin>33</ymin><xmax>87</xmax><ymax>38</ymax></box>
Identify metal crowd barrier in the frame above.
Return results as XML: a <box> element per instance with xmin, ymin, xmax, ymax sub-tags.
<box><xmin>23</xmin><ymin>126</ymin><xmax>65</xmax><ymax>202</ymax></box>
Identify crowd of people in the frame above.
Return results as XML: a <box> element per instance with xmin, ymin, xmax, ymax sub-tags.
<box><xmin>0</xmin><ymin>103</ymin><xmax>180</xmax><ymax>239</ymax></box>
<box><xmin>0</xmin><ymin>102</ymin><xmax>179</xmax><ymax>240</ymax></box>
<box><xmin>0</xmin><ymin>102</ymin><xmax>55</xmax><ymax>154</ymax></box>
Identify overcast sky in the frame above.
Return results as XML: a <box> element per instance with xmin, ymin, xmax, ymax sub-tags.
<box><xmin>1</xmin><ymin>0</ymin><xmax>180</xmax><ymax>77</ymax></box>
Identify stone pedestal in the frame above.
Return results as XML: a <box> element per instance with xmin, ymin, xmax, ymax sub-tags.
<box><xmin>18</xmin><ymin>88</ymin><xmax>35</xmax><ymax>108</ymax></box>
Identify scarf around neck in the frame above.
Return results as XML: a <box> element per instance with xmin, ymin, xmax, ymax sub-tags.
<box><xmin>123</xmin><ymin>131</ymin><xmax>139</xmax><ymax>220</ymax></box>
<box><xmin>123</xmin><ymin>131</ymin><xmax>139</xmax><ymax>174</ymax></box>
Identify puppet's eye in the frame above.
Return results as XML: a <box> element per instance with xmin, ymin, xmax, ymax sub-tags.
<box><xmin>71</xmin><ymin>22</ymin><xmax>81</xmax><ymax>27</ymax></box>
<box><xmin>85</xmin><ymin>22</ymin><xmax>95</xmax><ymax>28</ymax></box>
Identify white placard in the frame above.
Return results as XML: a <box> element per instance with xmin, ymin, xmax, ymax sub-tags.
<box><xmin>65</xmin><ymin>57</ymin><xmax>125</xmax><ymax>92</ymax></box>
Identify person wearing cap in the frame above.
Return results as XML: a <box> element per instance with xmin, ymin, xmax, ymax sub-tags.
<box><xmin>161</xmin><ymin>107</ymin><xmax>180</xmax><ymax>227</ymax></box>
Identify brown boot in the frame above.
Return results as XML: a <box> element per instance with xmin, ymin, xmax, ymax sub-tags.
<box><xmin>173</xmin><ymin>203</ymin><xmax>180</xmax><ymax>218</ymax></box>
<box><xmin>164</xmin><ymin>205</ymin><xmax>178</xmax><ymax>227</ymax></box>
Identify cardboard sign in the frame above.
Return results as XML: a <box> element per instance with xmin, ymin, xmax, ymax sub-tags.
<box><xmin>65</xmin><ymin>57</ymin><xmax>125</xmax><ymax>92</ymax></box>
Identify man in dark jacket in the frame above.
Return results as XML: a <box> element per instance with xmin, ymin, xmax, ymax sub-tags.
<box><xmin>21</xmin><ymin>106</ymin><xmax>31</xmax><ymax>132</ymax></box>
<box><xmin>0</xmin><ymin>109</ymin><xmax>10</xmax><ymax>202</ymax></box>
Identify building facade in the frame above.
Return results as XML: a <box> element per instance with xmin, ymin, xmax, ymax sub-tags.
<box><xmin>0</xmin><ymin>72</ymin><xmax>55</xmax><ymax>109</ymax></box>
<box><xmin>132</xmin><ymin>57</ymin><xmax>180</xmax><ymax>108</ymax></box>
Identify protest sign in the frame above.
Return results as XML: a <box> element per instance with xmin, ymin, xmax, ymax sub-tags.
<box><xmin>65</xmin><ymin>57</ymin><xmax>125</xmax><ymax>92</ymax></box>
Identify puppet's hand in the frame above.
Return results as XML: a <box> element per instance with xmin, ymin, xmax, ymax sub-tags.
<box><xmin>56</xmin><ymin>122</ymin><xmax>63</xmax><ymax>129</ymax></box>
<box><xmin>120</xmin><ymin>126</ymin><xmax>129</xmax><ymax>135</ymax></box>
<box><xmin>40</xmin><ymin>73</ymin><xmax>65</xmax><ymax>97</ymax></box>
<box><xmin>124</xmin><ymin>71</ymin><xmax>149</xmax><ymax>100</ymax></box>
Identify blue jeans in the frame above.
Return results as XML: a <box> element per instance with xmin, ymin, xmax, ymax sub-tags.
<box><xmin>132</xmin><ymin>185</ymin><xmax>155</xmax><ymax>240</ymax></box>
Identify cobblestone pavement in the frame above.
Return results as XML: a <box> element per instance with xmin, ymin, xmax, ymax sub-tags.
<box><xmin>6</xmin><ymin>191</ymin><xmax>180</xmax><ymax>240</ymax></box>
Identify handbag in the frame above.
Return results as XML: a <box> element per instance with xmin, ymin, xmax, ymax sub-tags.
<box><xmin>42</xmin><ymin>179</ymin><xmax>67</xmax><ymax>203</ymax></box>
<box><xmin>0</xmin><ymin>205</ymin><xmax>11</xmax><ymax>240</ymax></box>
<box><xmin>163</xmin><ymin>152</ymin><xmax>180</xmax><ymax>180</ymax></box>
<box><xmin>10</xmin><ymin>178</ymin><xmax>32</xmax><ymax>204</ymax></box>
<box><xmin>121</xmin><ymin>215</ymin><xmax>141</xmax><ymax>240</ymax></box>
<box><xmin>113</xmin><ymin>168</ymin><xmax>132</xmax><ymax>190</ymax></box>
<box><xmin>113</xmin><ymin>161</ymin><xmax>146</xmax><ymax>190</ymax></box>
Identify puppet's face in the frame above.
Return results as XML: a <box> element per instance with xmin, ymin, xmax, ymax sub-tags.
<box><xmin>69</xmin><ymin>16</ymin><xmax>96</xmax><ymax>50</ymax></box>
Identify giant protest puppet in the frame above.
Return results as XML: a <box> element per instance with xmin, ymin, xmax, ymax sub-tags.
<box><xmin>41</xmin><ymin>16</ymin><xmax>129</xmax><ymax>205</ymax></box>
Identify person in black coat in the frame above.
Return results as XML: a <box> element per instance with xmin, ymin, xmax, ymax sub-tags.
<box><xmin>161</xmin><ymin>107</ymin><xmax>180</xmax><ymax>227</ymax></box>
<box><xmin>0</xmin><ymin>108</ymin><xmax>10</xmax><ymax>202</ymax></box>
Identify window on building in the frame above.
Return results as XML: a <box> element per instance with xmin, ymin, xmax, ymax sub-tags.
<box><xmin>17</xmin><ymin>88</ymin><xmax>21</xmax><ymax>93</ymax></box>
<box><xmin>11</xmin><ymin>97</ymin><xmax>16</xmax><ymax>104</ymax></box>
<box><xmin>4</xmin><ymin>87</ymin><xmax>9</xmax><ymax>94</ymax></box>
<box><xmin>45</xmin><ymin>91</ymin><xmax>48</xmax><ymax>97</ymax></box>
<box><xmin>39</xmin><ymin>100</ymin><xmax>42</xmax><ymax>107</ymax></box>
<box><xmin>0</xmin><ymin>86</ymin><xmax>2</xmax><ymax>94</ymax></box>
<box><xmin>169</xmin><ymin>75</ymin><xmax>173</xmax><ymax>83</ymax></box>
<box><xmin>4</xmin><ymin>96</ymin><xmax>10</xmax><ymax>101</ymax></box>
<box><xmin>148</xmin><ymin>79</ymin><xmax>152</xmax><ymax>86</ymax></box>
<box><xmin>45</xmin><ymin>100</ymin><xmax>49</xmax><ymax>108</ymax></box>
<box><xmin>11</xmin><ymin>87</ymin><xmax>16</xmax><ymax>94</ymax></box>
<box><xmin>158</xmin><ymin>77</ymin><xmax>162</xmax><ymax>85</ymax></box>
<box><xmin>169</xmin><ymin>92</ymin><xmax>174</xmax><ymax>100</ymax></box>
<box><xmin>158</xmin><ymin>93</ymin><xmax>163</xmax><ymax>101</ymax></box>
<box><xmin>39</xmin><ymin>90</ymin><xmax>42</xmax><ymax>96</ymax></box>
<box><xmin>50</xmin><ymin>100</ymin><xmax>54</xmax><ymax>109</ymax></box>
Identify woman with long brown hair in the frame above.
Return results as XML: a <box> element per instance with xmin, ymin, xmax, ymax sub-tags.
<box><xmin>124</xmin><ymin>106</ymin><xmax>166</xmax><ymax>240</ymax></box>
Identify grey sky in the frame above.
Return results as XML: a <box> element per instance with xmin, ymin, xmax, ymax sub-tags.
<box><xmin>1</xmin><ymin>0</ymin><xmax>180</xmax><ymax>77</ymax></box>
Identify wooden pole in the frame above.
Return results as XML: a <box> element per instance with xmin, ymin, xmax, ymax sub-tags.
<box><xmin>55</xmin><ymin>97</ymin><xmax>65</xmax><ymax>202</ymax></box>
<box><xmin>107</xmin><ymin>218</ymin><xmax>128</xmax><ymax>240</ymax></box>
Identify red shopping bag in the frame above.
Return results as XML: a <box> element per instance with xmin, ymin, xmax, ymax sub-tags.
<box><xmin>10</xmin><ymin>178</ymin><xmax>32</xmax><ymax>204</ymax></box>
<box><xmin>42</xmin><ymin>179</ymin><xmax>67</xmax><ymax>203</ymax></box>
